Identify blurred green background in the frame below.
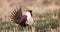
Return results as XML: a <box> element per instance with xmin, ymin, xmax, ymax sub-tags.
<box><xmin>0</xmin><ymin>9</ymin><xmax>60</xmax><ymax>32</ymax></box>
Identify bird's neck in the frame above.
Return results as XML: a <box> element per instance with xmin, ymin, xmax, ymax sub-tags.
<box><xmin>25</xmin><ymin>12</ymin><xmax>31</xmax><ymax>18</ymax></box>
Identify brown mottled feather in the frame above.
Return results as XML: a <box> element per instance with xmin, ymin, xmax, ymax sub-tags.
<box><xmin>11</xmin><ymin>7</ymin><xmax>27</xmax><ymax>27</ymax></box>
<box><xmin>11</xmin><ymin>7</ymin><xmax>22</xmax><ymax>24</ymax></box>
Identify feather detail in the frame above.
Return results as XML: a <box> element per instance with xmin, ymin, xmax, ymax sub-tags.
<box><xmin>11</xmin><ymin>7</ymin><xmax>22</xmax><ymax>24</ymax></box>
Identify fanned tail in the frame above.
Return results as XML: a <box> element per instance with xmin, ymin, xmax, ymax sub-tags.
<box><xmin>11</xmin><ymin>7</ymin><xmax>22</xmax><ymax>24</ymax></box>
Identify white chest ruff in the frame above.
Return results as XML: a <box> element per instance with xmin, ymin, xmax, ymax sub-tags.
<box><xmin>25</xmin><ymin>12</ymin><xmax>34</xmax><ymax>25</ymax></box>
<box><xmin>26</xmin><ymin>17</ymin><xmax>34</xmax><ymax>25</ymax></box>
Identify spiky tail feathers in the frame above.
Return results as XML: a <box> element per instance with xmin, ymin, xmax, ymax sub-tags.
<box><xmin>11</xmin><ymin>7</ymin><xmax>22</xmax><ymax>24</ymax></box>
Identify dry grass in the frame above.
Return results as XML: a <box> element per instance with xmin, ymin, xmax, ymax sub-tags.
<box><xmin>0</xmin><ymin>9</ymin><xmax>60</xmax><ymax>32</ymax></box>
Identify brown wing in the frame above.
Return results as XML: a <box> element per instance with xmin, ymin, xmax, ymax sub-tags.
<box><xmin>19</xmin><ymin>15</ymin><xmax>27</xmax><ymax>27</ymax></box>
<box><xmin>11</xmin><ymin>7</ymin><xmax>22</xmax><ymax>24</ymax></box>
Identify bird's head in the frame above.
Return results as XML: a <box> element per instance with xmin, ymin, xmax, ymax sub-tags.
<box><xmin>27</xmin><ymin>10</ymin><xmax>32</xmax><ymax>16</ymax></box>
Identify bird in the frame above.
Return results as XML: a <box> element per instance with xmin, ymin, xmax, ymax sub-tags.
<box><xmin>11</xmin><ymin>7</ymin><xmax>34</xmax><ymax>27</ymax></box>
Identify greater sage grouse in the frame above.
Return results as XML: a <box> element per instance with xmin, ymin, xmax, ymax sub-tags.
<box><xmin>11</xmin><ymin>7</ymin><xmax>34</xmax><ymax>27</ymax></box>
